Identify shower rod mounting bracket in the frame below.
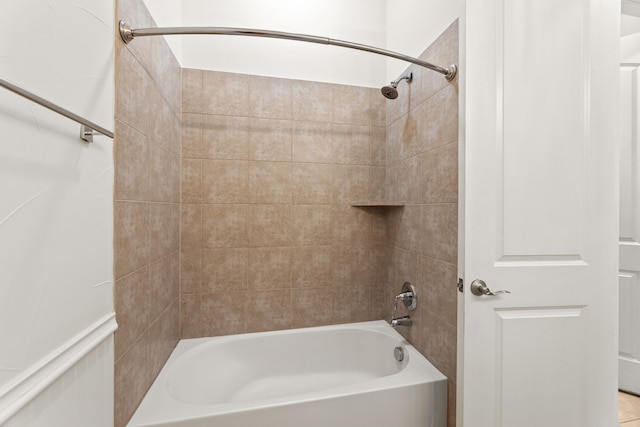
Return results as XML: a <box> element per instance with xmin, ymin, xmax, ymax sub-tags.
<box><xmin>118</xmin><ymin>20</ymin><xmax>457</xmax><ymax>82</ymax></box>
<box><xmin>119</xmin><ymin>20</ymin><xmax>134</xmax><ymax>44</ymax></box>
<box><xmin>444</xmin><ymin>64</ymin><xmax>457</xmax><ymax>82</ymax></box>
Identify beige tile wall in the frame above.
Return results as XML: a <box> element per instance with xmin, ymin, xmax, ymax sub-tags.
<box><xmin>114</xmin><ymin>1</ymin><xmax>181</xmax><ymax>426</ymax></box>
<box><xmin>180</xmin><ymin>70</ymin><xmax>387</xmax><ymax>336</ymax></box>
<box><xmin>383</xmin><ymin>21</ymin><xmax>459</xmax><ymax>427</ymax></box>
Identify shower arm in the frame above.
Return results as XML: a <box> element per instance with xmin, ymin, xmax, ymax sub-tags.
<box><xmin>118</xmin><ymin>21</ymin><xmax>457</xmax><ymax>81</ymax></box>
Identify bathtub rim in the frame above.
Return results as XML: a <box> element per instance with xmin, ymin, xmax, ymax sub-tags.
<box><xmin>127</xmin><ymin>320</ymin><xmax>447</xmax><ymax>427</ymax></box>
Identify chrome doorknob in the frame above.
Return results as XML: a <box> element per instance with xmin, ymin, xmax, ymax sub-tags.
<box><xmin>470</xmin><ymin>279</ymin><xmax>511</xmax><ymax>296</ymax></box>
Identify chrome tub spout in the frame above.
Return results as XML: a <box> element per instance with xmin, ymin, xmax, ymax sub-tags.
<box><xmin>390</xmin><ymin>315</ymin><xmax>412</xmax><ymax>328</ymax></box>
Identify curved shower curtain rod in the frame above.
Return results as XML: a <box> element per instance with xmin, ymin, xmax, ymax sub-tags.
<box><xmin>118</xmin><ymin>21</ymin><xmax>457</xmax><ymax>81</ymax></box>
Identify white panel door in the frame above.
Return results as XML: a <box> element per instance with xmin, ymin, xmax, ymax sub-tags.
<box><xmin>461</xmin><ymin>0</ymin><xmax>619</xmax><ymax>426</ymax></box>
<box><xmin>620</xmin><ymin>65</ymin><xmax>640</xmax><ymax>395</ymax></box>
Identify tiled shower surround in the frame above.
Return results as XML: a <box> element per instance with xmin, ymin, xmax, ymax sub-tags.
<box><xmin>179</xmin><ymin>21</ymin><xmax>458</xmax><ymax>427</ymax></box>
<box><xmin>383</xmin><ymin>21</ymin><xmax>459</xmax><ymax>427</ymax></box>
<box><xmin>113</xmin><ymin>0</ymin><xmax>181</xmax><ymax>425</ymax></box>
<box><xmin>113</xmin><ymin>0</ymin><xmax>457</xmax><ymax>424</ymax></box>
<box><xmin>179</xmin><ymin>71</ymin><xmax>387</xmax><ymax>334</ymax></box>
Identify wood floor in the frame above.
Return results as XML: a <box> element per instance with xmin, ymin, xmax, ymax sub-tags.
<box><xmin>620</xmin><ymin>391</ymin><xmax>640</xmax><ymax>426</ymax></box>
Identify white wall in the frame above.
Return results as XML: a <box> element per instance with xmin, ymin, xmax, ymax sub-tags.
<box><xmin>622</xmin><ymin>13</ymin><xmax>640</xmax><ymax>37</ymax></box>
<box><xmin>622</xmin><ymin>12</ymin><xmax>640</xmax><ymax>63</ymax></box>
<box><xmin>141</xmin><ymin>0</ymin><xmax>387</xmax><ymax>87</ymax></box>
<box><xmin>140</xmin><ymin>0</ymin><xmax>459</xmax><ymax>86</ymax></box>
<box><xmin>385</xmin><ymin>0</ymin><xmax>459</xmax><ymax>80</ymax></box>
<box><xmin>2</xmin><ymin>334</ymin><xmax>114</xmax><ymax>427</ymax></box>
<box><xmin>0</xmin><ymin>0</ymin><xmax>115</xmax><ymax>424</ymax></box>
<box><xmin>142</xmin><ymin>0</ymin><xmax>183</xmax><ymax>62</ymax></box>
<box><xmin>179</xmin><ymin>0</ymin><xmax>387</xmax><ymax>87</ymax></box>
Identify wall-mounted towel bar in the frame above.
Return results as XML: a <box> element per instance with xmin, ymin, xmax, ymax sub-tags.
<box><xmin>0</xmin><ymin>77</ymin><xmax>114</xmax><ymax>142</ymax></box>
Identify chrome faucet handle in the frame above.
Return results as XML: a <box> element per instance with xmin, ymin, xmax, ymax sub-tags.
<box><xmin>395</xmin><ymin>291</ymin><xmax>413</xmax><ymax>301</ymax></box>
<box><xmin>395</xmin><ymin>282</ymin><xmax>417</xmax><ymax>311</ymax></box>
<box><xmin>394</xmin><ymin>291</ymin><xmax>411</xmax><ymax>310</ymax></box>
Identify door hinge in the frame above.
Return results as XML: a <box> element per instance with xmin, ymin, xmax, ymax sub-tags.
<box><xmin>457</xmin><ymin>278</ymin><xmax>464</xmax><ymax>293</ymax></box>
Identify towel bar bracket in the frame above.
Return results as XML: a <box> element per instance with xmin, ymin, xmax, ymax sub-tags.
<box><xmin>80</xmin><ymin>124</ymin><xmax>97</xmax><ymax>143</ymax></box>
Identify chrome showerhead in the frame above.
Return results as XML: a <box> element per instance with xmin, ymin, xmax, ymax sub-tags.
<box><xmin>381</xmin><ymin>85</ymin><xmax>399</xmax><ymax>99</ymax></box>
<box><xmin>381</xmin><ymin>72</ymin><xmax>413</xmax><ymax>100</ymax></box>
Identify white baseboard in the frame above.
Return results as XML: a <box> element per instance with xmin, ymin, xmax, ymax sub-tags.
<box><xmin>0</xmin><ymin>313</ymin><xmax>117</xmax><ymax>424</ymax></box>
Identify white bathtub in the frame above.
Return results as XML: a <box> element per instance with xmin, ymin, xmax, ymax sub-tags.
<box><xmin>127</xmin><ymin>320</ymin><xmax>447</xmax><ymax>427</ymax></box>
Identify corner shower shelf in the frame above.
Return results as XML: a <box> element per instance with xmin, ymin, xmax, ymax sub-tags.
<box><xmin>350</xmin><ymin>201</ymin><xmax>405</xmax><ymax>207</ymax></box>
